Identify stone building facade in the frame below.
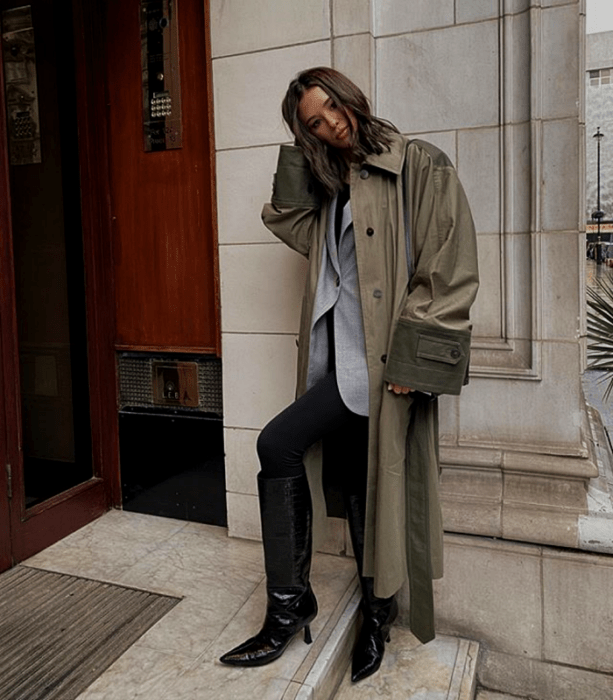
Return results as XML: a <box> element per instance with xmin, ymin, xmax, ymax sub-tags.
<box><xmin>212</xmin><ymin>1</ymin><xmax>613</xmax><ymax>697</ymax></box>
<box><xmin>586</xmin><ymin>30</ymin><xmax>613</xmax><ymax>227</ymax></box>
<box><xmin>1</xmin><ymin>2</ymin><xmax>611</xmax><ymax>696</ymax></box>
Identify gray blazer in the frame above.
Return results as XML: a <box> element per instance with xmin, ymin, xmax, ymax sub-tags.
<box><xmin>306</xmin><ymin>192</ymin><xmax>369</xmax><ymax>416</ymax></box>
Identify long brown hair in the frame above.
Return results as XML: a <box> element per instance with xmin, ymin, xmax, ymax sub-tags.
<box><xmin>282</xmin><ymin>67</ymin><xmax>399</xmax><ymax>196</ymax></box>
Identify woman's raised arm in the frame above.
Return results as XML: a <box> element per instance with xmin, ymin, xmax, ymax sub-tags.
<box><xmin>261</xmin><ymin>145</ymin><xmax>322</xmax><ymax>257</ymax></box>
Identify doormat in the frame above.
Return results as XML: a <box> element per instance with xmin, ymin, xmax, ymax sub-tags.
<box><xmin>0</xmin><ymin>565</ymin><xmax>180</xmax><ymax>700</ymax></box>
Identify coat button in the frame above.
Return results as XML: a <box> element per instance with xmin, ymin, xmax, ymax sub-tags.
<box><xmin>360</xmin><ymin>169</ymin><xmax>369</xmax><ymax>179</ymax></box>
<box><xmin>450</xmin><ymin>348</ymin><xmax>461</xmax><ymax>359</ymax></box>
<box><xmin>373</xmin><ymin>289</ymin><xmax>382</xmax><ymax>299</ymax></box>
<box><xmin>380</xmin><ymin>354</ymin><xmax>387</xmax><ymax>363</ymax></box>
<box><xmin>366</xmin><ymin>227</ymin><xmax>374</xmax><ymax>236</ymax></box>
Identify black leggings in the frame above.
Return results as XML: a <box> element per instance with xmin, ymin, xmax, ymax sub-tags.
<box><xmin>257</xmin><ymin>371</ymin><xmax>368</xmax><ymax>479</ymax></box>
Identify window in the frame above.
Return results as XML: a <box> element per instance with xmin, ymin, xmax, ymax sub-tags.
<box><xmin>589</xmin><ymin>68</ymin><xmax>612</xmax><ymax>86</ymax></box>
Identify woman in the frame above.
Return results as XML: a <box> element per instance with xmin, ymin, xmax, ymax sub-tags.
<box><xmin>220</xmin><ymin>67</ymin><xmax>479</xmax><ymax>682</ymax></box>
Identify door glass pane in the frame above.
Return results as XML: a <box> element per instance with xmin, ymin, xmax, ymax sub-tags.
<box><xmin>2</xmin><ymin>0</ymin><xmax>93</xmax><ymax>507</ymax></box>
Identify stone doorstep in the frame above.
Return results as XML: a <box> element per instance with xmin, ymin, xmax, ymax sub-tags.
<box><xmin>292</xmin><ymin>585</ymin><xmax>481</xmax><ymax>700</ymax></box>
<box><xmin>579</xmin><ymin>404</ymin><xmax>613</xmax><ymax>553</ymax></box>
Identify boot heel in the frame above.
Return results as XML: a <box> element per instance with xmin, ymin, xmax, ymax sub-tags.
<box><xmin>304</xmin><ymin>625</ymin><xmax>313</xmax><ymax>644</ymax></box>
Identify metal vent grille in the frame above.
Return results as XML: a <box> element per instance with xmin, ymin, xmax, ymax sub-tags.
<box><xmin>118</xmin><ymin>354</ymin><xmax>223</xmax><ymax>415</ymax></box>
<box><xmin>119</xmin><ymin>357</ymin><xmax>154</xmax><ymax>405</ymax></box>
<box><xmin>197</xmin><ymin>361</ymin><xmax>223</xmax><ymax>413</ymax></box>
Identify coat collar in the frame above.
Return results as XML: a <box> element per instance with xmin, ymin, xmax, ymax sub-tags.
<box><xmin>361</xmin><ymin>132</ymin><xmax>407</xmax><ymax>176</ymax></box>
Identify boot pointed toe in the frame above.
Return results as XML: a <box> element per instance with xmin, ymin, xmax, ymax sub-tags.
<box><xmin>219</xmin><ymin>635</ymin><xmax>279</xmax><ymax>667</ymax></box>
<box><xmin>218</xmin><ymin>608</ymin><xmax>316</xmax><ymax>667</ymax></box>
<box><xmin>219</xmin><ymin>636</ymin><xmax>262</xmax><ymax>666</ymax></box>
<box><xmin>351</xmin><ymin>658</ymin><xmax>381</xmax><ymax>683</ymax></box>
<box><xmin>219</xmin><ymin>649</ymin><xmax>247</xmax><ymax>666</ymax></box>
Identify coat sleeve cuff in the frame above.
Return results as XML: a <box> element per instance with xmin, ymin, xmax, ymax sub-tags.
<box><xmin>270</xmin><ymin>145</ymin><xmax>322</xmax><ymax>209</ymax></box>
<box><xmin>383</xmin><ymin>318</ymin><xmax>471</xmax><ymax>396</ymax></box>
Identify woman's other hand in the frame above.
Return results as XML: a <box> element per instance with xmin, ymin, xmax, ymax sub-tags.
<box><xmin>387</xmin><ymin>383</ymin><xmax>412</xmax><ymax>394</ymax></box>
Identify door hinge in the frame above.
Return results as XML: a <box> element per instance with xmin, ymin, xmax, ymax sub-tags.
<box><xmin>6</xmin><ymin>463</ymin><xmax>12</xmax><ymax>499</ymax></box>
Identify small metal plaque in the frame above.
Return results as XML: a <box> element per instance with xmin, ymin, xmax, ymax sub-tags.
<box><xmin>152</xmin><ymin>361</ymin><xmax>198</xmax><ymax>407</ymax></box>
<box><xmin>141</xmin><ymin>0</ymin><xmax>182</xmax><ymax>152</ymax></box>
<box><xmin>2</xmin><ymin>5</ymin><xmax>41</xmax><ymax>165</ymax></box>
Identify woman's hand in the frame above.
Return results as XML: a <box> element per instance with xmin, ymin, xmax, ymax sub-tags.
<box><xmin>387</xmin><ymin>383</ymin><xmax>412</xmax><ymax>394</ymax></box>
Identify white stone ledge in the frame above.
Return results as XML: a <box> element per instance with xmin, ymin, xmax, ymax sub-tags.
<box><xmin>578</xmin><ymin>515</ymin><xmax>613</xmax><ymax>554</ymax></box>
<box><xmin>441</xmin><ymin>444</ymin><xmax>595</xmax><ymax>476</ymax></box>
<box><xmin>439</xmin><ymin>398</ymin><xmax>603</xmax><ymax>550</ymax></box>
<box><xmin>577</xmin><ymin>404</ymin><xmax>613</xmax><ymax>554</ymax></box>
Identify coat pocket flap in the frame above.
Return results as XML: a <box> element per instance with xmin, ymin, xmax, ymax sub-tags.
<box><xmin>416</xmin><ymin>335</ymin><xmax>464</xmax><ymax>365</ymax></box>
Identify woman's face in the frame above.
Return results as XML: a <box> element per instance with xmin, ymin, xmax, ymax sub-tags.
<box><xmin>298</xmin><ymin>86</ymin><xmax>357</xmax><ymax>150</ymax></box>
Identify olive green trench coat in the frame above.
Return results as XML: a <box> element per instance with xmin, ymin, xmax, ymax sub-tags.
<box><xmin>261</xmin><ymin>132</ymin><xmax>479</xmax><ymax>643</ymax></box>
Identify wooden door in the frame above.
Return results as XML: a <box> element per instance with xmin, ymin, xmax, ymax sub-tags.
<box><xmin>0</xmin><ymin>0</ymin><xmax>118</xmax><ymax>568</ymax></box>
<box><xmin>106</xmin><ymin>0</ymin><xmax>220</xmax><ymax>354</ymax></box>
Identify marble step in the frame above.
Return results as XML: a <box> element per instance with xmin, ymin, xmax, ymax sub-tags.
<box><xmin>290</xmin><ymin>584</ymin><xmax>480</xmax><ymax>700</ymax></box>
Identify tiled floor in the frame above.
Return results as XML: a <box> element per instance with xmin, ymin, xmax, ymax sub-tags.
<box><xmin>23</xmin><ymin>509</ymin><xmax>487</xmax><ymax>700</ymax></box>
<box><xmin>24</xmin><ymin>510</ymin><xmax>357</xmax><ymax>700</ymax></box>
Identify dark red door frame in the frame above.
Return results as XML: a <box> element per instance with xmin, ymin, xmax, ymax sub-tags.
<box><xmin>0</xmin><ymin>34</ymin><xmax>16</xmax><ymax>568</ymax></box>
<box><xmin>72</xmin><ymin>0</ymin><xmax>121</xmax><ymax>507</ymax></box>
<box><xmin>0</xmin><ymin>0</ymin><xmax>121</xmax><ymax>569</ymax></box>
<box><xmin>0</xmin><ymin>326</ymin><xmax>11</xmax><ymax>571</ymax></box>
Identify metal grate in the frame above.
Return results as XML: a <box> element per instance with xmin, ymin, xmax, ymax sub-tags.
<box><xmin>118</xmin><ymin>354</ymin><xmax>223</xmax><ymax>415</ymax></box>
<box><xmin>197</xmin><ymin>360</ymin><xmax>223</xmax><ymax>414</ymax></box>
<box><xmin>118</xmin><ymin>356</ymin><xmax>154</xmax><ymax>405</ymax></box>
<box><xmin>0</xmin><ymin>566</ymin><xmax>180</xmax><ymax>700</ymax></box>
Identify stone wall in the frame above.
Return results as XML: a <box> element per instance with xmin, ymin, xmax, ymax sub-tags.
<box><xmin>421</xmin><ymin>533</ymin><xmax>613</xmax><ymax>700</ymax></box>
<box><xmin>213</xmin><ymin>0</ymin><xmax>594</xmax><ymax>555</ymax></box>
<box><xmin>211</xmin><ymin>0</ymin><xmax>330</xmax><ymax>543</ymax></box>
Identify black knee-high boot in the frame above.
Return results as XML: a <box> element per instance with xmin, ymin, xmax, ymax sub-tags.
<box><xmin>343</xmin><ymin>489</ymin><xmax>398</xmax><ymax>683</ymax></box>
<box><xmin>219</xmin><ymin>472</ymin><xmax>318</xmax><ymax>667</ymax></box>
